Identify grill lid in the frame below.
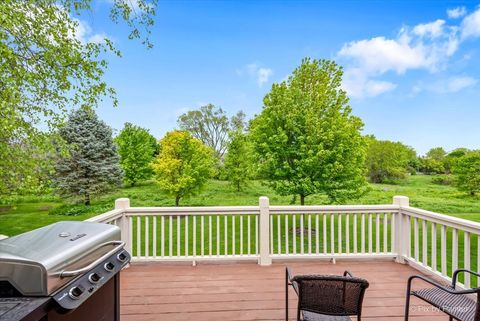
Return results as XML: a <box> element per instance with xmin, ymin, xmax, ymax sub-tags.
<box><xmin>0</xmin><ymin>221</ymin><xmax>121</xmax><ymax>296</ymax></box>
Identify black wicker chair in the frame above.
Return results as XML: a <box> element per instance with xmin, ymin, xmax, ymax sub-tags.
<box><xmin>286</xmin><ymin>267</ymin><xmax>370</xmax><ymax>321</ymax></box>
<box><xmin>405</xmin><ymin>269</ymin><xmax>480</xmax><ymax>321</ymax></box>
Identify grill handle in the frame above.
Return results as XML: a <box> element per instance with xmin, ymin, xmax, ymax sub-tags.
<box><xmin>59</xmin><ymin>240</ymin><xmax>125</xmax><ymax>278</ymax></box>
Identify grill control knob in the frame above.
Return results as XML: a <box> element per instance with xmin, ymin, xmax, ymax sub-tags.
<box><xmin>117</xmin><ymin>252</ymin><xmax>127</xmax><ymax>262</ymax></box>
<box><xmin>69</xmin><ymin>286</ymin><xmax>84</xmax><ymax>300</ymax></box>
<box><xmin>88</xmin><ymin>272</ymin><xmax>101</xmax><ymax>284</ymax></box>
<box><xmin>104</xmin><ymin>262</ymin><xmax>115</xmax><ymax>272</ymax></box>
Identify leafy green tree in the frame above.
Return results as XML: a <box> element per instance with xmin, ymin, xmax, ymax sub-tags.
<box><xmin>0</xmin><ymin>0</ymin><xmax>156</xmax><ymax>195</ymax></box>
<box><xmin>444</xmin><ymin>148</ymin><xmax>469</xmax><ymax>173</ymax></box>
<box><xmin>452</xmin><ymin>151</ymin><xmax>480</xmax><ymax>196</ymax></box>
<box><xmin>224</xmin><ymin>131</ymin><xmax>255</xmax><ymax>191</ymax></box>
<box><xmin>366</xmin><ymin>137</ymin><xmax>417</xmax><ymax>183</ymax></box>
<box><xmin>115</xmin><ymin>123</ymin><xmax>158</xmax><ymax>186</ymax></box>
<box><xmin>152</xmin><ymin>131</ymin><xmax>214</xmax><ymax>206</ymax></box>
<box><xmin>426</xmin><ymin>147</ymin><xmax>446</xmax><ymax>161</ymax></box>
<box><xmin>0</xmin><ymin>133</ymin><xmax>54</xmax><ymax>195</ymax></box>
<box><xmin>177</xmin><ymin>104</ymin><xmax>246</xmax><ymax>159</ymax></box>
<box><xmin>250</xmin><ymin>58</ymin><xmax>367</xmax><ymax>205</ymax></box>
<box><xmin>54</xmin><ymin>109</ymin><xmax>123</xmax><ymax>205</ymax></box>
<box><xmin>419</xmin><ymin>158</ymin><xmax>445</xmax><ymax>174</ymax></box>
<box><xmin>419</xmin><ymin>147</ymin><xmax>446</xmax><ymax>174</ymax></box>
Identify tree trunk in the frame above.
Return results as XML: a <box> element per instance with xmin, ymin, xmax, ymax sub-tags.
<box><xmin>175</xmin><ymin>195</ymin><xmax>180</xmax><ymax>206</ymax></box>
<box><xmin>84</xmin><ymin>192</ymin><xmax>90</xmax><ymax>206</ymax></box>
<box><xmin>471</xmin><ymin>191</ymin><xmax>476</xmax><ymax>196</ymax></box>
<box><xmin>300</xmin><ymin>194</ymin><xmax>305</xmax><ymax>205</ymax></box>
<box><xmin>237</xmin><ymin>182</ymin><xmax>240</xmax><ymax>192</ymax></box>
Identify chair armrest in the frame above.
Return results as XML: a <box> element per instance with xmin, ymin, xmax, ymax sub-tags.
<box><xmin>286</xmin><ymin>267</ymin><xmax>294</xmax><ymax>283</ymax></box>
<box><xmin>408</xmin><ymin>275</ymin><xmax>479</xmax><ymax>295</ymax></box>
<box><xmin>286</xmin><ymin>267</ymin><xmax>298</xmax><ymax>294</ymax></box>
<box><xmin>452</xmin><ymin>269</ymin><xmax>480</xmax><ymax>289</ymax></box>
<box><xmin>344</xmin><ymin>271</ymin><xmax>354</xmax><ymax>277</ymax></box>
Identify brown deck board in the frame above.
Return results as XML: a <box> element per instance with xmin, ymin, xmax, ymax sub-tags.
<box><xmin>120</xmin><ymin>260</ymin><xmax>450</xmax><ymax>321</ymax></box>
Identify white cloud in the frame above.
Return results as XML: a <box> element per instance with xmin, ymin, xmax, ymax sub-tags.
<box><xmin>87</xmin><ymin>33</ymin><xmax>107</xmax><ymax>44</ymax></box>
<box><xmin>443</xmin><ymin>76</ymin><xmax>478</xmax><ymax>92</ymax></box>
<box><xmin>72</xmin><ymin>18</ymin><xmax>108</xmax><ymax>45</ymax></box>
<box><xmin>237</xmin><ymin>63</ymin><xmax>274</xmax><ymax>87</ymax></box>
<box><xmin>414</xmin><ymin>76</ymin><xmax>477</xmax><ymax>94</ymax></box>
<box><xmin>461</xmin><ymin>7</ymin><xmax>480</xmax><ymax>39</ymax></box>
<box><xmin>342</xmin><ymin>68</ymin><xmax>397</xmax><ymax>98</ymax></box>
<box><xmin>257</xmin><ymin>68</ymin><xmax>273</xmax><ymax>87</ymax></box>
<box><xmin>413</xmin><ymin>19</ymin><xmax>445</xmax><ymax>38</ymax></box>
<box><xmin>447</xmin><ymin>7</ymin><xmax>467</xmax><ymax>19</ymax></box>
<box><xmin>337</xmin><ymin>14</ymin><xmax>474</xmax><ymax>98</ymax></box>
<box><xmin>339</xmin><ymin>36</ymin><xmax>429</xmax><ymax>74</ymax></box>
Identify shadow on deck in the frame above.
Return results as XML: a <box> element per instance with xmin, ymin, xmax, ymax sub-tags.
<box><xmin>120</xmin><ymin>260</ymin><xmax>447</xmax><ymax>321</ymax></box>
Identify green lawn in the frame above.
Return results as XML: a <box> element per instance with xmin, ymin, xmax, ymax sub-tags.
<box><xmin>2</xmin><ymin>175</ymin><xmax>479</xmax><ymax>285</ymax></box>
<box><xmin>1</xmin><ymin>175</ymin><xmax>479</xmax><ymax>238</ymax></box>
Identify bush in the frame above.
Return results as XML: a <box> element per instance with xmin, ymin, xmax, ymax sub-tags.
<box><xmin>431</xmin><ymin>175</ymin><xmax>453</xmax><ymax>186</ymax></box>
<box><xmin>49</xmin><ymin>203</ymin><xmax>111</xmax><ymax>216</ymax></box>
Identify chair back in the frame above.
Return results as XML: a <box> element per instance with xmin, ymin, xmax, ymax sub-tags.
<box><xmin>292</xmin><ymin>274</ymin><xmax>369</xmax><ymax>317</ymax></box>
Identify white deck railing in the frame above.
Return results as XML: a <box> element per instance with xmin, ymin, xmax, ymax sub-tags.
<box><xmin>87</xmin><ymin>195</ymin><xmax>480</xmax><ymax>287</ymax></box>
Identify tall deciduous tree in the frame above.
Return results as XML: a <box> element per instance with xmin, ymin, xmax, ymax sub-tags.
<box><xmin>250</xmin><ymin>58</ymin><xmax>367</xmax><ymax>205</ymax></box>
<box><xmin>115</xmin><ymin>123</ymin><xmax>158</xmax><ymax>186</ymax></box>
<box><xmin>453</xmin><ymin>151</ymin><xmax>480</xmax><ymax>196</ymax></box>
<box><xmin>224</xmin><ymin>130</ymin><xmax>254</xmax><ymax>191</ymax></box>
<box><xmin>54</xmin><ymin>109</ymin><xmax>123</xmax><ymax>205</ymax></box>
<box><xmin>152</xmin><ymin>131</ymin><xmax>214</xmax><ymax>206</ymax></box>
<box><xmin>366</xmin><ymin>137</ymin><xmax>417</xmax><ymax>183</ymax></box>
<box><xmin>177</xmin><ymin>104</ymin><xmax>245</xmax><ymax>159</ymax></box>
<box><xmin>419</xmin><ymin>147</ymin><xmax>446</xmax><ymax>174</ymax></box>
<box><xmin>0</xmin><ymin>0</ymin><xmax>156</xmax><ymax>195</ymax></box>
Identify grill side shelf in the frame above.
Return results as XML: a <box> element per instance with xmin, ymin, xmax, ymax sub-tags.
<box><xmin>0</xmin><ymin>297</ymin><xmax>51</xmax><ymax>321</ymax></box>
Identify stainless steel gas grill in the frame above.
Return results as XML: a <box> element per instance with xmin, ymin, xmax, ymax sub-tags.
<box><xmin>0</xmin><ymin>221</ymin><xmax>130</xmax><ymax>321</ymax></box>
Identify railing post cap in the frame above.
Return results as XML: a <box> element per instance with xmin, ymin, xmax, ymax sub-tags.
<box><xmin>392</xmin><ymin>196</ymin><xmax>409</xmax><ymax>207</ymax></box>
<box><xmin>115</xmin><ymin>198</ymin><xmax>130</xmax><ymax>209</ymax></box>
<box><xmin>259</xmin><ymin>196</ymin><xmax>269</xmax><ymax>206</ymax></box>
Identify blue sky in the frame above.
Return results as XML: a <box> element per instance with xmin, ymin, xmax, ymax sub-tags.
<box><xmin>80</xmin><ymin>1</ymin><xmax>480</xmax><ymax>155</ymax></box>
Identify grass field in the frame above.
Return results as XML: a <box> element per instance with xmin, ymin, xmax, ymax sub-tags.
<box><xmin>1</xmin><ymin>175</ymin><xmax>479</xmax><ymax>237</ymax></box>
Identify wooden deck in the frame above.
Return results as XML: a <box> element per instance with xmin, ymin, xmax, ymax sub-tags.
<box><xmin>120</xmin><ymin>260</ymin><xmax>449</xmax><ymax>321</ymax></box>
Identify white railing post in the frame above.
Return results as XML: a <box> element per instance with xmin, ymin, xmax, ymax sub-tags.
<box><xmin>115</xmin><ymin>198</ymin><xmax>131</xmax><ymax>254</ymax></box>
<box><xmin>258</xmin><ymin>196</ymin><xmax>272</xmax><ymax>266</ymax></box>
<box><xmin>393</xmin><ymin>196</ymin><xmax>410</xmax><ymax>264</ymax></box>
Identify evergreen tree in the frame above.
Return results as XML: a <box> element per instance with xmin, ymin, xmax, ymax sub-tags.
<box><xmin>54</xmin><ymin>109</ymin><xmax>123</xmax><ymax>205</ymax></box>
<box><xmin>115</xmin><ymin>123</ymin><xmax>158</xmax><ymax>186</ymax></box>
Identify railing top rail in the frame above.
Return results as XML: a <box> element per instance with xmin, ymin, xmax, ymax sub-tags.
<box><xmin>269</xmin><ymin>204</ymin><xmax>399</xmax><ymax>214</ymax></box>
<box><xmin>86</xmin><ymin>208</ymin><xmax>124</xmax><ymax>223</ymax></box>
<box><xmin>124</xmin><ymin>206</ymin><xmax>260</xmax><ymax>216</ymax></box>
<box><xmin>402</xmin><ymin>206</ymin><xmax>480</xmax><ymax>234</ymax></box>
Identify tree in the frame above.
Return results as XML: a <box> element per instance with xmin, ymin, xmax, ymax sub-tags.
<box><xmin>0</xmin><ymin>0</ymin><xmax>157</xmax><ymax>195</ymax></box>
<box><xmin>54</xmin><ymin>109</ymin><xmax>123</xmax><ymax>205</ymax></box>
<box><xmin>444</xmin><ymin>148</ymin><xmax>469</xmax><ymax>173</ymax></box>
<box><xmin>250</xmin><ymin>58</ymin><xmax>368</xmax><ymax>205</ymax></box>
<box><xmin>177</xmin><ymin>104</ymin><xmax>245</xmax><ymax>159</ymax></box>
<box><xmin>115</xmin><ymin>123</ymin><xmax>158</xmax><ymax>186</ymax></box>
<box><xmin>366</xmin><ymin>137</ymin><xmax>417</xmax><ymax>183</ymax></box>
<box><xmin>224</xmin><ymin>131</ymin><xmax>255</xmax><ymax>191</ymax></box>
<box><xmin>419</xmin><ymin>158</ymin><xmax>445</xmax><ymax>174</ymax></box>
<box><xmin>452</xmin><ymin>151</ymin><xmax>480</xmax><ymax>196</ymax></box>
<box><xmin>426</xmin><ymin>147</ymin><xmax>446</xmax><ymax>161</ymax></box>
<box><xmin>152</xmin><ymin>131</ymin><xmax>214</xmax><ymax>206</ymax></box>
<box><xmin>419</xmin><ymin>147</ymin><xmax>446</xmax><ymax>174</ymax></box>
<box><xmin>0</xmin><ymin>133</ymin><xmax>54</xmax><ymax>195</ymax></box>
